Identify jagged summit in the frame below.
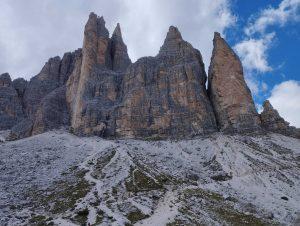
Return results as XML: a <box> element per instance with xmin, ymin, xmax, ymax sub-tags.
<box><xmin>166</xmin><ymin>26</ymin><xmax>183</xmax><ymax>40</ymax></box>
<box><xmin>0</xmin><ymin>73</ymin><xmax>12</xmax><ymax>87</ymax></box>
<box><xmin>213</xmin><ymin>31</ymin><xmax>221</xmax><ymax>38</ymax></box>
<box><xmin>262</xmin><ymin>100</ymin><xmax>275</xmax><ymax>111</ymax></box>
<box><xmin>208</xmin><ymin>32</ymin><xmax>261</xmax><ymax>133</ymax></box>
<box><xmin>260</xmin><ymin>100</ymin><xmax>300</xmax><ymax>138</ymax></box>
<box><xmin>112</xmin><ymin>23</ymin><xmax>122</xmax><ymax>41</ymax></box>
<box><xmin>111</xmin><ymin>23</ymin><xmax>131</xmax><ymax>71</ymax></box>
<box><xmin>0</xmin><ymin>73</ymin><xmax>24</xmax><ymax>130</ymax></box>
<box><xmin>158</xmin><ymin>25</ymin><xmax>194</xmax><ymax>58</ymax></box>
<box><xmin>85</xmin><ymin>12</ymin><xmax>109</xmax><ymax>38</ymax></box>
<box><xmin>0</xmin><ymin>12</ymin><xmax>299</xmax><ymax>140</ymax></box>
<box><xmin>2</xmin><ymin>12</ymin><xmax>300</xmax><ymax>226</ymax></box>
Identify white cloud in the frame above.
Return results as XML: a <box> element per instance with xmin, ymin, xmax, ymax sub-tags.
<box><xmin>0</xmin><ymin>0</ymin><xmax>235</xmax><ymax>80</ymax></box>
<box><xmin>234</xmin><ymin>0</ymin><xmax>300</xmax><ymax>97</ymax></box>
<box><xmin>245</xmin><ymin>77</ymin><xmax>260</xmax><ymax>96</ymax></box>
<box><xmin>234</xmin><ymin>33</ymin><xmax>274</xmax><ymax>73</ymax></box>
<box><xmin>245</xmin><ymin>0</ymin><xmax>300</xmax><ymax>35</ymax></box>
<box><xmin>256</xmin><ymin>104</ymin><xmax>263</xmax><ymax>114</ymax></box>
<box><xmin>244</xmin><ymin>75</ymin><xmax>270</xmax><ymax>97</ymax></box>
<box><xmin>268</xmin><ymin>80</ymin><xmax>300</xmax><ymax>127</ymax></box>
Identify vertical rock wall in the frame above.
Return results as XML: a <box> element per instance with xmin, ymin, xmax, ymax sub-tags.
<box><xmin>208</xmin><ymin>32</ymin><xmax>261</xmax><ymax>132</ymax></box>
<box><xmin>0</xmin><ymin>73</ymin><xmax>24</xmax><ymax>130</ymax></box>
<box><xmin>2</xmin><ymin>13</ymin><xmax>299</xmax><ymax>140</ymax></box>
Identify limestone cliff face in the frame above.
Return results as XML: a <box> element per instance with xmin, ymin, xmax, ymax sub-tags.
<box><xmin>7</xmin><ymin>50</ymin><xmax>79</xmax><ymax>139</ymax></box>
<box><xmin>111</xmin><ymin>23</ymin><xmax>132</xmax><ymax>71</ymax></box>
<box><xmin>31</xmin><ymin>86</ymin><xmax>69</xmax><ymax>135</ymax></box>
<box><xmin>67</xmin><ymin>17</ymin><xmax>216</xmax><ymax>138</ymax></box>
<box><xmin>260</xmin><ymin>100</ymin><xmax>300</xmax><ymax>138</ymax></box>
<box><xmin>24</xmin><ymin>51</ymin><xmax>78</xmax><ymax>118</ymax></box>
<box><xmin>208</xmin><ymin>32</ymin><xmax>261</xmax><ymax>133</ymax></box>
<box><xmin>0</xmin><ymin>73</ymin><xmax>24</xmax><ymax>130</ymax></box>
<box><xmin>116</xmin><ymin>26</ymin><xmax>217</xmax><ymax>138</ymax></box>
<box><xmin>2</xmin><ymin>13</ymin><xmax>299</xmax><ymax>140</ymax></box>
<box><xmin>66</xmin><ymin>13</ymin><xmax>130</xmax><ymax>136</ymax></box>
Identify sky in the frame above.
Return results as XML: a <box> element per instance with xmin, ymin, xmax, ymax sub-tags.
<box><xmin>0</xmin><ymin>0</ymin><xmax>299</xmax><ymax>127</ymax></box>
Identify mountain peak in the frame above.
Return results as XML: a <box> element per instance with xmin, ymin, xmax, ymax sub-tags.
<box><xmin>112</xmin><ymin>23</ymin><xmax>122</xmax><ymax>40</ymax></box>
<box><xmin>166</xmin><ymin>26</ymin><xmax>183</xmax><ymax>40</ymax></box>
<box><xmin>260</xmin><ymin>99</ymin><xmax>300</xmax><ymax>138</ymax></box>
<box><xmin>213</xmin><ymin>31</ymin><xmax>221</xmax><ymax>39</ymax></box>
<box><xmin>111</xmin><ymin>23</ymin><xmax>131</xmax><ymax>71</ymax></box>
<box><xmin>208</xmin><ymin>32</ymin><xmax>261</xmax><ymax>132</ymax></box>
<box><xmin>158</xmin><ymin>26</ymin><xmax>193</xmax><ymax>57</ymax></box>
<box><xmin>262</xmin><ymin>100</ymin><xmax>273</xmax><ymax>110</ymax></box>
<box><xmin>1</xmin><ymin>13</ymin><xmax>299</xmax><ymax>141</ymax></box>
<box><xmin>0</xmin><ymin>73</ymin><xmax>12</xmax><ymax>87</ymax></box>
<box><xmin>85</xmin><ymin>13</ymin><xmax>109</xmax><ymax>38</ymax></box>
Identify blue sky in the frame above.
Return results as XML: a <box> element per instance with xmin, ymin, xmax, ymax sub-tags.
<box><xmin>0</xmin><ymin>0</ymin><xmax>299</xmax><ymax>126</ymax></box>
<box><xmin>227</xmin><ymin>0</ymin><xmax>300</xmax><ymax>126</ymax></box>
<box><xmin>227</xmin><ymin>0</ymin><xmax>300</xmax><ymax>101</ymax></box>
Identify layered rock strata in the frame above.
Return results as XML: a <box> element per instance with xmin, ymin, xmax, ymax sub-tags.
<box><xmin>66</xmin><ymin>13</ymin><xmax>131</xmax><ymax>137</ymax></box>
<box><xmin>116</xmin><ymin>26</ymin><xmax>217</xmax><ymax>138</ymax></box>
<box><xmin>0</xmin><ymin>73</ymin><xmax>24</xmax><ymax>130</ymax></box>
<box><xmin>7</xmin><ymin>49</ymin><xmax>81</xmax><ymax>139</ymax></box>
<box><xmin>1</xmin><ymin>13</ymin><xmax>299</xmax><ymax>140</ymax></box>
<box><xmin>208</xmin><ymin>32</ymin><xmax>261</xmax><ymax>133</ymax></box>
<box><xmin>67</xmin><ymin>16</ymin><xmax>217</xmax><ymax>138</ymax></box>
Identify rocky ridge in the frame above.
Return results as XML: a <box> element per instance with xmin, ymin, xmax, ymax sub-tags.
<box><xmin>260</xmin><ymin>100</ymin><xmax>300</xmax><ymax>138</ymax></box>
<box><xmin>0</xmin><ymin>12</ymin><xmax>299</xmax><ymax>140</ymax></box>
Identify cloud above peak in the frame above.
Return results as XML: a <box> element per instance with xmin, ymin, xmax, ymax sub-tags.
<box><xmin>0</xmin><ymin>0</ymin><xmax>235</xmax><ymax>80</ymax></box>
<box><xmin>245</xmin><ymin>0</ymin><xmax>300</xmax><ymax>36</ymax></box>
<box><xmin>234</xmin><ymin>33</ymin><xmax>274</xmax><ymax>73</ymax></box>
<box><xmin>234</xmin><ymin>0</ymin><xmax>300</xmax><ymax>97</ymax></box>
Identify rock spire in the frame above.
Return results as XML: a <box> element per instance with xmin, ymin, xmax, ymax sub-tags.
<box><xmin>208</xmin><ymin>32</ymin><xmax>261</xmax><ymax>132</ymax></box>
<box><xmin>0</xmin><ymin>13</ymin><xmax>298</xmax><ymax>140</ymax></box>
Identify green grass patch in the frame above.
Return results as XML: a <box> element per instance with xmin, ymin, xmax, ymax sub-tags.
<box><xmin>28</xmin><ymin>169</ymin><xmax>92</xmax><ymax>215</ymax></box>
<box><xmin>29</xmin><ymin>215</ymin><xmax>53</xmax><ymax>226</ymax></box>
<box><xmin>183</xmin><ymin>188</ymin><xmax>224</xmax><ymax>202</ymax></box>
<box><xmin>125</xmin><ymin>168</ymin><xmax>163</xmax><ymax>192</ymax></box>
<box><xmin>127</xmin><ymin>209</ymin><xmax>149</xmax><ymax>224</ymax></box>
<box><xmin>73</xmin><ymin>208</ymin><xmax>89</xmax><ymax>225</ymax></box>
<box><xmin>92</xmin><ymin>149</ymin><xmax>116</xmax><ymax>179</ymax></box>
<box><xmin>181</xmin><ymin>188</ymin><xmax>271</xmax><ymax>226</ymax></box>
<box><xmin>214</xmin><ymin>206</ymin><xmax>268</xmax><ymax>226</ymax></box>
